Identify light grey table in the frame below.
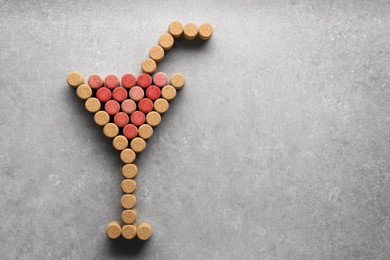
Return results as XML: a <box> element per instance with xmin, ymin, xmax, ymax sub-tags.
<box><xmin>1</xmin><ymin>0</ymin><xmax>390</xmax><ymax>259</ymax></box>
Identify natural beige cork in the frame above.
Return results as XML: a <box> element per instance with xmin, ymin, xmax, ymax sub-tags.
<box><xmin>113</xmin><ymin>135</ymin><xmax>128</xmax><ymax>151</ymax></box>
<box><xmin>137</xmin><ymin>223</ymin><xmax>152</xmax><ymax>240</ymax></box>
<box><xmin>120</xmin><ymin>149</ymin><xmax>136</xmax><ymax>164</ymax></box>
<box><xmin>130</xmin><ymin>137</ymin><xmax>146</xmax><ymax>153</ymax></box>
<box><xmin>67</xmin><ymin>71</ymin><xmax>84</xmax><ymax>88</ymax></box>
<box><xmin>199</xmin><ymin>23</ymin><xmax>213</xmax><ymax>40</ymax></box>
<box><xmin>121</xmin><ymin>179</ymin><xmax>137</xmax><ymax>193</ymax></box>
<box><xmin>146</xmin><ymin>111</ymin><xmax>161</xmax><ymax>127</ymax></box>
<box><xmin>154</xmin><ymin>98</ymin><xmax>169</xmax><ymax>114</ymax></box>
<box><xmin>85</xmin><ymin>97</ymin><xmax>101</xmax><ymax>113</ymax></box>
<box><xmin>121</xmin><ymin>194</ymin><xmax>136</xmax><ymax>209</ymax></box>
<box><xmin>141</xmin><ymin>58</ymin><xmax>157</xmax><ymax>74</ymax></box>
<box><xmin>103</xmin><ymin>123</ymin><xmax>119</xmax><ymax>138</ymax></box>
<box><xmin>149</xmin><ymin>45</ymin><xmax>165</xmax><ymax>62</ymax></box>
<box><xmin>158</xmin><ymin>33</ymin><xmax>174</xmax><ymax>51</ymax></box>
<box><xmin>122</xmin><ymin>163</ymin><xmax>138</xmax><ymax>178</ymax></box>
<box><xmin>76</xmin><ymin>84</ymin><xmax>92</xmax><ymax>100</ymax></box>
<box><xmin>138</xmin><ymin>124</ymin><xmax>153</xmax><ymax>139</ymax></box>
<box><xmin>168</xmin><ymin>21</ymin><xmax>183</xmax><ymax>38</ymax></box>
<box><xmin>170</xmin><ymin>73</ymin><xmax>185</xmax><ymax>90</ymax></box>
<box><xmin>183</xmin><ymin>23</ymin><xmax>198</xmax><ymax>40</ymax></box>
<box><xmin>122</xmin><ymin>209</ymin><xmax>137</xmax><ymax>224</ymax></box>
<box><xmin>122</xmin><ymin>224</ymin><xmax>137</xmax><ymax>240</ymax></box>
<box><xmin>161</xmin><ymin>85</ymin><xmax>177</xmax><ymax>101</ymax></box>
<box><xmin>94</xmin><ymin>111</ymin><xmax>110</xmax><ymax>126</ymax></box>
<box><xmin>106</xmin><ymin>221</ymin><xmax>122</xmax><ymax>239</ymax></box>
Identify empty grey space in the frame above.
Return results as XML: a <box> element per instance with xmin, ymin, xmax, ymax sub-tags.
<box><xmin>1</xmin><ymin>0</ymin><xmax>390</xmax><ymax>259</ymax></box>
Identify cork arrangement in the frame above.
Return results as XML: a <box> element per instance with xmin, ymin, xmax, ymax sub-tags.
<box><xmin>66</xmin><ymin>21</ymin><xmax>213</xmax><ymax>240</ymax></box>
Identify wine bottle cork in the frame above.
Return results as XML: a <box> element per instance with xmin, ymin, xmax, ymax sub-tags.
<box><xmin>122</xmin><ymin>73</ymin><xmax>137</xmax><ymax>89</ymax></box>
<box><xmin>158</xmin><ymin>33</ymin><xmax>174</xmax><ymax>51</ymax></box>
<box><xmin>138</xmin><ymin>98</ymin><xmax>154</xmax><ymax>114</ymax></box>
<box><xmin>131</xmin><ymin>111</ymin><xmax>146</xmax><ymax>126</ymax></box>
<box><xmin>141</xmin><ymin>59</ymin><xmax>157</xmax><ymax>74</ymax></box>
<box><xmin>122</xmin><ymin>209</ymin><xmax>137</xmax><ymax>224</ymax></box>
<box><xmin>76</xmin><ymin>84</ymin><xmax>92</xmax><ymax>99</ymax></box>
<box><xmin>88</xmin><ymin>74</ymin><xmax>103</xmax><ymax>90</ymax></box>
<box><xmin>113</xmin><ymin>135</ymin><xmax>128</xmax><ymax>151</ymax></box>
<box><xmin>105</xmin><ymin>75</ymin><xmax>120</xmax><ymax>90</ymax></box>
<box><xmin>123</xmin><ymin>124</ymin><xmax>138</xmax><ymax>139</ymax></box>
<box><xmin>94</xmin><ymin>111</ymin><xmax>110</xmax><ymax>126</ymax></box>
<box><xmin>130</xmin><ymin>137</ymin><xmax>146</xmax><ymax>153</ymax></box>
<box><xmin>121</xmin><ymin>194</ymin><xmax>136</xmax><ymax>209</ymax></box>
<box><xmin>122</xmin><ymin>224</ymin><xmax>137</xmax><ymax>239</ymax></box>
<box><xmin>154</xmin><ymin>98</ymin><xmax>169</xmax><ymax>114</ymax></box>
<box><xmin>129</xmin><ymin>86</ymin><xmax>144</xmax><ymax>101</ymax></box>
<box><xmin>168</xmin><ymin>21</ymin><xmax>183</xmax><ymax>38</ymax></box>
<box><xmin>120</xmin><ymin>148</ymin><xmax>136</xmax><ymax>164</ymax></box>
<box><xmin>153</xmin><ymin>72</ymin><xmax>168</xmax><ymax>87</ymax></box>
<box><xmin>138</xmin><ymin>124</ymin><xmax>153</xmax><ymax>139</ymax></box>
<box><xmin>161</xmin><ymin>85</ymin><xmax>177</xmax><ymax>101</ymax></box>
<box><xmin>137</xmin><ymin>73</ymin><xmax>152</xmax><ymax>88</ymax></box>
<box><xmin>96</xmin><ymin>87</ymin><xmax>112</xmax><ymax>103</ymax></box>
<box><xmin>170</xmin><ymin>73</ymin><xmax>185</xmax><ymax>90</ymax></box>
<box><xmin>122</xmin><ymin>163</ymin><xmax>138</xmax><ymax>178</ymax></box>
<box><xmin>106</xmin><ymin>221</ymin><xmax>122</xmax><ymax>239</ymax></box>
<box><xmin>121</xmin><ymin>99</ymin><xmax>137</xmax><ymax>114</ymax></box>
<box><xmin>85</xmin><ymin>97</ymin><xmax>101</xmax><ymax>113</ymax></box>
<box><xmin>105</xmin><ymin>100</ymin><xmax>120</xmax><ymax>115</ymax></box>
<box><xmin>198</xmin><ymin>23</ymin><xmax>213</xmax><ymax>40</ymax></box>
<box><xmin>67</xmin><ymin>72</ymin><xmax>84</xmax><ymax>88</ymax></box>
<box><xmin>114</xmin><ymin>112</ymin><xmax>129</xmax><ymax>127</ymax></box>
<box><xmin>183</xmin><ymin>23</ymin><xmax>198</xmax><ymax>40</ymax></box>
<box><xmin>137</xmin><ymin>223</ymin><xmax>152</xmax><ymax>240</ymax></box>
<box><xmin>103</xmin><ymin>123</ymin><xmax>119</xmax><ymax>138</ymax></box>
<box><xmin>149</xmin><ymin>45</ymin><xmax>165</xmax><ymax>62</ymax></box>
<box><xmin>121</xmin><ymin>179</ymin><xmax>137</xmax><ymax>193</ymax></box>
<box><xmin>146</xmin><ymin>111</ymin><xmax>161</xmax><ymax>127</ymax></box>
<box><xmin>146</xmin><ymin>85</ymin><xmax>161</xmax><ymax>101</ymax></box>
<box><xmin>112</xmin><ymin>87</ymin><xmax>128</xmax><ymax>102</ymax></box>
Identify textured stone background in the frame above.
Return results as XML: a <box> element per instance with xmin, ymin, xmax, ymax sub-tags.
<box><xmin>0</xmin><ymin>0</ymin><xmax>390</xmax><ymax>259</ymax></box>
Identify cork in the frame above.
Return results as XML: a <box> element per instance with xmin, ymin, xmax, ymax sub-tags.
<box><xmin>146</xmin><ymin>111</ymin><xmax>161</xmax><ymax>127</ymax></box>
<box><xmin>96</xmin><ymin>87</ymin><xmax>112</xmax><ymax>103</ymax></box>
<box><xmin>146</xmin><ymin>85</ymin><xmax>161</xmax><ymax>101</ymax></box>
<box><xmin>199</xmin><ymin>23</ymin><xmax>213</xmax><ymax>40</ymax></box>
<box><xmin>123</xmin><ymin>124</ymin><xmax>138</xmax><ymax>139</ymax></box>
<box><xmin>120</xmin><ymin>148</ymin><xmax>136</xmax><ymax>164</ymax></box>
<box><xmin>137</xmin><ymin>73</ymin><xmax>152</xmax><ymax>88</ymax></box>
<box><xmin>122</xmin><ymin>209</ymin><xmax>137</xmax><ymax>224</ymax></box>
<box><xmin>121</xmin><ymin>99</ymin><xmax>136</xmax><ymax>114</ymax></box>
<box><xmin>153</xmin><ymin>72</ymin><xmax>168</xmax><ymax>87</ymax></box>
<box><xmin>131</xmin><ymin>111</ymin><xmax>146</xmax><ymax>126</ymax></box>
<box><xmin>122</xmin><ymin>163</ymin><xmax>138</xmax><ymax>178</ymax></box>
<box><xmin>170</xmin><ymin>73</ymin><xmax>185</xmax><ymax>90</ymax></box>
<box><xmin>154</xmin><ymin>98</ymin><xmax>169</xmax><ymax>114</ymax></box>
<box><xmin>121</xmin><ymin>179</ymin><xmax>137</xmax><ymax>193</ymax></box>
<box><xmin>105</xmin><ymin>100</ymin><xmax>120</xmax><ymax>115</ymax></box>
<box><xmin>168</xmin><ymin>21</ymin><xmax>183</xmax><ymax>38</ymax></box>
<box><xmin>161</xmin><ymin>85</ymin><xmax>177</xmax><ymax>101</ymax></box>
<box><xmin>88</xmin><ymin>74</ymin><xmax>103</xmax><ymax>90</ymax></box>
<box><xmin>138</xmin><ymin>124</ymin><xmax>153</xmax><ymax>140</ymax></box>
<box><xmin>129</xmin><ymin>86</ymin><xmax>144</xmax><ymax>102</ymax></box>
<box><xmin>76</xmin><ymin>84</ymin><xmax>92</xmax><ymax>100</ymax></box>
<box><xmin>122</xmin><ymin>225</ymin><xmax>137</xmax><ymax>240</ymax></box>
<box><xmin>114</xmin><ymin>112</ymin><xmax>129</xmax><ymax>127</ymax></box>
<box><xmin>137</xmin><ymin>223</ymin><xmax>152</xmax><ymax>240</ymax></box>
<box><xmin>85</xmin><ymin>97</ymin><xmax>101</xmax><ymax>113</ymax></box>
<box><xmin>122</xmin><ymin>73</ymin><xmax>137</xmax><ymax>89</ymax></box>
<box><xmin>138</xmin><ymin>98</ymin><xmax>154</xmax><ymax>114</ymax></box>
<box><xmin>158</xmin><ymin>33</ymin><xmax>174</xmax><ymax>51</ymax></box>
<box><xmin>112</xmin><ymin>87</ymin><xmax>128</xmax><ymax>102</ymax></box>
<box><xmin>106</xmin><ymin>221</ymin><xmax>122</xmax><ymax>239</ymax></box>
<box><xmin>183</xmin><ymin>23</ymin><xmax>198</xmax><ymax>40</ymax></box>
<box><xmin>149</xmin><ymin>45</ymin><xmax>165</xmax><ymax>62</ymax></box>
<box><xmin>130</xmin><ymin>137</ymin><xmax>146</xmax><ymax>153</ymax></box>
<box><xmin>113</xmin><ymin>135</ymin><xmax>128</xmax><ymax>151</ymax></box>
<box><xmin>121</xmin><ymin>194</ymin><xmax>136</xmax><ymax>209</ymax></box>
<box><xmin>94</xmin><ymin>111</ymin><xmax>110</xmax><ymax>126</ymax></box>
<box><xmin>103</xmin><ymin>123</ymin><xmax>119</xmax><ymax>138</ymax></box>
<box><xmin>67</xmin><ymin>71</ymin><xmax>84</xmax><ymax>88</ymax></box>
<box><xmin>141</xmin><ymin>59</ymin><xmax>157</xmax><ymax>74</ymax></box>
<box><xmin>105</xmin><ymin>74</ymin><xmax>120</xmax><ymax>90</ymax></box>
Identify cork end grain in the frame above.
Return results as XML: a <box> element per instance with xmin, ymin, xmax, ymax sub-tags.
<box><xmin>149</xmin><ymin>45</ymin><xmax>165</xmax><ymax>62</ymax></box>
<box><xmin>113</xmin><ymin>135</ymin><xmax>129</xmax><ymax>151</ymax></box>
<box><xmin>120</xmin><ymin>148</ymin><xmax>136</xmax><ymax>164</ymax></box>
<box><xmin>137</xmin><ymin>223</ymin><xmax>152</xmax><ymax>240</ymax></box>
<box><xmin>154</xmin><ymin>98</ymin><xmax>169</xmax><ymax>114</ymax></box>
<box><xmin>122</xmin><ymin>225</ymin><xmax>137</xmax><ymax>240</ymax></box>
<box><xmin>67</xmin><ymin>71</ymin><xmax>84</xmax><ymax>88</ymax></box>
<box><xmin>121</xmin><ymin>179</ymin><xmax>137</xmax><ymax>193</ymax></box>
<box><xmin>199</xmin><ymin>23</ymin><xmax>213</xmax><ymax>40</ymax></box>
<box><xmin>141</xmin><ymin>58</ymin><xmax>157</xmax><ymax>74</ymax></box>
<box><xmin>103</xmin><ymin>123</ymin><xmax>119</xmax><ymax>138</ymax></box>
<box><xmin>168</xmin><ymin>21</ymin><xmax>183</xmax><ymax>38</ymax></box>
<box><xmin>94</xmin><ymin>111</ymin><xmax>110</xmax><ymax>126</ymax></box>
<box><xmin>158</xmin><ymin>33</ymin><xmax>174</xmax><ymax>51</ymax></box>
<box><xmin>76</xmin><ymin>84</ymin><xmax>92</xmax><ymax>100</ymax></box>
<box><xmin>106</xmin><ymin>221</ymin><xmax>122</xmax><ymax>239</ymax></box>
<box><xmin>161</xmin><ymin>85</ymin><xmax>177</xmax><ymax>101</ymax></box>
<box><xmin>122</xmin><ymin>163</ymin><xmax>138</xmax><ymax>179</ymax></box>
<box><xmin>122</xmin><ymin>209</ymin><xmax>137</xmax><ymax>224</ymax></box>
<box><xmin>130</xmin><ymin>137</ymin><xmax>147</xmax><ymax>153</ymax></box>
<box><xmin>146</xmin><ymin>111</ymin><xmax>161</xmax><ymax>127</ymax></box>
<box><xmin>85</xmin><ymin>97</ymin><xmax>101</xmax><ymax>113</ymax></box>
<box><xmin>121</xmin><ymin>194</ymin><xmax>136</xmax><ymax>209</ymax></box>
<box><xmin>170</xmin><ymin>73</ymin><xmax>185</xmax><ymax>90</ymax></box>
<box><xmin>183</xmin><ymin>23</ymin><xmax>198</xmax><ymax>40</ymax></box>
<box><xmin>138</xmin><ymin>124</ymin><xmax>153</xmax><ymax>139</ymax></box>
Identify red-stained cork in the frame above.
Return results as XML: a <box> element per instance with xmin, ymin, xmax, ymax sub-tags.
<box><xmin>123</xmin><ymin>124</ymin><xmax>138</xmax><ymax>139</ymax></box>
<box><xmin>88</xmin><ymin>74</ymin><xmax>103</xmax><ymax>90</ymax></box>
<box><xmin>129</xmin><ymin>86</ymin><xmax>144</xmax><ymax>102</ymax></box>
<box><xmin>121</xmin><ymin>74</ymin><xmax>137</xmax><ymax>89</ymax></box>
<box><xmin>121</xmin><ymin>99</ymin><xmax>136</xmax><ymax>114</ymax></box>
<box><xmin>112</xmin><ymin>87</ymin><xmax>128</xmax><ymax>102</ymax></box>
<box><xmin>138</xmin><ymin>98</ymin><xmax>154</xmax><ymax>114</ymax></box>
<box><xmin>105</xmin><ymin>100</ymin><xmax>120</xmax><ymax>115</ymax></box>
<box><xmin>96</xmin><ymin>87</ymin><xmax>112</xmax><ymax>103</ymax></box>
<box><xmin>114</xmin><ymin>112</ymin><xmax>129</xmax><ymax>127</ymax></box>
<box><xmin>137</xmin><ymin>73</ymin><xmax>152</xmax><ymax>89</ymax></box>
<box><xmin>153</xmin><ymin>72</ymin><xmax>168</xmax><ymax>87</ymax></box>
<box><xmin>146</xmin><ymin>85</ymin><xmax>161</xmax><ymax>101</ymax></box>
<box><xmin>105</xmin><ymin>75</ymin><xmax>120</xmax><ymax>90</ymax></box>
<box><xmin>131</xmin><ymin>111</ymin><xmax>145</xmax><ymax>126</ymax></box>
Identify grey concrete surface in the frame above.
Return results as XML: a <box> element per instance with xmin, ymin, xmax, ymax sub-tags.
<box><xmin>1</xmin><ymin>0</ymin><xmax>390</xmax><ymax>259</ymax></box>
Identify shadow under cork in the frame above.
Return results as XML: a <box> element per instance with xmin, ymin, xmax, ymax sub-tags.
<box><xmin>105</xmin><ymin>236</ymin><xmax>149</xmax><ymax>257</ymax></box>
